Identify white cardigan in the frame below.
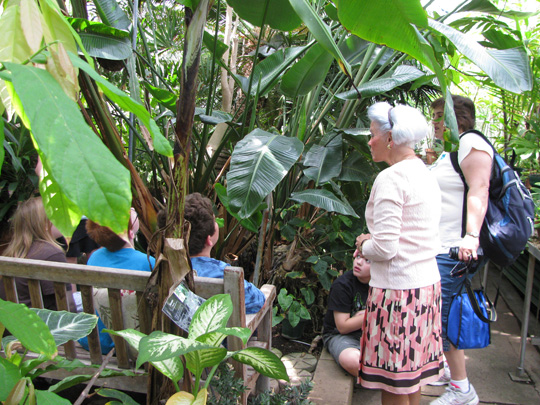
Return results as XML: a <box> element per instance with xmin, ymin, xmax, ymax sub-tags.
<box><xmin>362</xmin><ymin>158</ymin><xmax>442</xmax><ymax>290</ymax></box>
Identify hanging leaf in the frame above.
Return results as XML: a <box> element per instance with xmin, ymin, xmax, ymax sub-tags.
<box><xmin>39</xmin><ymin>159</ymin><xmax>82</xmax><ymax>238</ymax></box>
<box><xmin>303</xmin><ymin>134</ymin><xmax>342</xmax><ymax>186</ymax></box>
<box><xmin>339</xmin><ymin>152</ymin><xmax>377</xmax><ymax>182</ymax></box>
<box><xmin>289</xmin><ymin>0</ymin><xmax>351</xmax><ymax>76</ymax></box>
<box><xmin>428</xmin><ymin>19</ymin><xmax>532</xmax><ymax>93</ymax></box>
<box><xmin>456</xmin><ymin>0</ymin><xmax>539</xmax><ymax>19</ymax></box>
<box><xmin>234</xmin><ymin>46</ymin><xmax>307</xmax><ymax>97</ymax></box>
<box><xmin>4</xmin><ymin>62</ymin><xmax>132</xmax><ymax>234</ymax></box>
<box><xmin>77</xmin><ymin>32</ymin><xmax>132</xmax><ymax>60</ymax></box>
<box><xmin>280</xmin><ymin>43</ymin><xmax>333</xmax><ymax>98</ymax></box>
<box><xmin>194</xmin><ymin>107</ymin><xmax>233</xmax><ymax>125</ymax></box>
<box><xmin>94</xmin><ymin>0</ymin><xmax>131</xmax><ymax>30</ymax></box>
<box><xmin>336</xmin><ymin>65</ymin><xmax>426</xmax><ymax>100</ymax></box>
<box><xmin>290</xmin><ymin>189</ymin><xmax>359</xmax><ymax>218</ymax></box>
<box><xmin>336</xmin><ymin>0</ymin><xmax>429</xmax><ymax>71</ymax></box>
<box><xmin>227</xmin><ymin>129</ymin><xmax>304</xmax><ymax>218</ymax></box>
<box><xmin>69</xmin><ymin>52</ymin><xmax>173</xmax><ymax>157</ymax></box>
<box><xmin>227</xmin><ymin>0</ymin><xmax>301</xmax><ymax>31</ymax></box>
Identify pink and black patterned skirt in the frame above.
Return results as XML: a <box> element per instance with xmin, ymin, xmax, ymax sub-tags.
<box><xmin>358</xmin><ymin>283</ymin><xmax>443</xmax><ymax>394</ymax></box>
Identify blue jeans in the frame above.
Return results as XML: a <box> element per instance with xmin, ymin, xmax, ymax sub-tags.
<box><xmin>436</xmin><ymin>253</ymin><xmax>485</xmax><ymax>351</ymax></box>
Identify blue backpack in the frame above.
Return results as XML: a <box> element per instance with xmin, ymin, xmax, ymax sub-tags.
<box><xmin>450</xmin><ymin>130</ymin><xmax>535</xmax><ymax>267</ymax></box>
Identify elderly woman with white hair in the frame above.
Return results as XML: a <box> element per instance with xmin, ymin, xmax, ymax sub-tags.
<box><xmin>354</xmin><ymin>102</ymin><xmax>444</xmax><ymax>404</ymax></box>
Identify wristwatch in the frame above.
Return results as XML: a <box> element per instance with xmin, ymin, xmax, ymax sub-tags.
<box><xmin>466</xmin><ymin>231</ymin><xmax>479</xmax><ymax>238</ymax></box>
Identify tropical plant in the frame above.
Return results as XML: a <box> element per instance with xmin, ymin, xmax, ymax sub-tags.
<box><xmin>273</xmin><ymin>287</ymin><xmax>313</xmax><ymax>328</ymax></box>
<box><xmin>107</xmin><ymin>293</ymin><xmax>288</xmax><ymax>403</ymax></box>
<box><xmin>0</xmin><ymin>299</ymin><xmax>100</xmax><ymax>403</ymax></box>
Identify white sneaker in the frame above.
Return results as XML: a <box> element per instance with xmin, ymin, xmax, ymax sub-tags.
<box><xmin>429</xmin><ymin>362</ymin><xmax>451</xmax><ymax>386</ymax></box>
<box><xmin>430</xmin><ymin>384</ymin><xmax>479</xmax><ymax>405</ymax></box>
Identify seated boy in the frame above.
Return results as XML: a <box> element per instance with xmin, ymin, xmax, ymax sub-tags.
<box><xmin>322</xmin><ymin>255</ymin><xmax>370</xmax><ymax>376</ymax></box>
<box><xmin>184</xmin><ymin>193</ymin><xmax>265</xmax><ymax>314</ymax></box>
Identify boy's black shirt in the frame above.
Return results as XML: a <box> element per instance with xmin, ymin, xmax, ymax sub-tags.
<box><xmin>323</xmin><ymin>270</ymin><xmax>369</xmax><ymax>336</ymax></box>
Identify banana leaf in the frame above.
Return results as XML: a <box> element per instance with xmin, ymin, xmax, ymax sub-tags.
<box><xmin>290</xmin><ymin>189</ymin><xmax>359</xmax><ymax>218</ymax></box>
<box><xmin>227</xmin><ymin>129</ymin><xmax>304</xmax><ymax>219</ymax></box>
<box><xmin>428</xmin><ymin>19</ymin><xmax>532</xmax><ymax>93</ymax></box>
<box><xmin>336</xmin><ymin>65</ymin><xmax>426</xmax><ymax>100</ymax></box>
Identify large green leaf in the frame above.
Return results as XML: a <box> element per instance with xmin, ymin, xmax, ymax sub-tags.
<box><xmin>303</xmin><ymin>134</ymin><xmax>342</xmax><ymax>186</ymax></box>
<box><xmin>0</xmin><ymin>357</ymin><xmax>21</xmax><ymax>402</ymax></box>
<box><xmin>196</xmin><ymin>327</ymin><xmax>251</xmax><ymax>348</ymax></box>
<box><xmin>34</xmin><ymin>390</ymin><xmax>71</xmax><ymax>405</ymax></box>
<box><xmin>290</xmin><ymin>189</ymin><xmax>359</xmax><ymax>218</ymax></box>
<box><xmin>194</xmin><ymin>107</ymin><xmax>233</xmax><ymax>125</ymax></box>
<box><xmin>4</xmin><ymin>62</ymin><xmax>132</xmax><ymax>235</ymax></box>
<box><xmin>0</xmin><ymin>2</ymin><xmax>33</xmax><ymax>63</ymax></box>
<box><xmin>68</xmin><ymin>18</ymin><xmax>130</xmax><ymax>38</ymax></box>
<box><xmin>78</xmin><ymin>32</ymin><xmax>132</xmax><ymax>60</ymax></box>
<box><xmin>336</xmin><ymin>65</ymin><xmax>426</xmax><ymax>100</ymax></box>
<box><xmin>144</xmin><ymin>83</ymin><xmax>177</xmax><ymax>113</ymax></box>
<box><xmin>203</xmin><ymin>31</ymin><xmax>228</xmax><ymax>61</ymax></box>
<box><xmin>232</xmin><ymin>347</ymin><xmax>288</xmax><ymax>381</ymax></box>
<box><xmin>428</xmin><ymin>19</ymin><xmax>532</xmax><ymax>93</ymax></box>
<box><xmin>337</xmin><ymin>0</ymin><xmax>429</xmax><ymax>71</ymax></box>
<box><xmin>34</xmin><ymin>309</ymin><xmax>98</xmax><ymax>346</ymax></box>
<box><xmin>289</xmin><ymin>0</ymin><xmax>351</xmax><ymax>76</ymax></box>
<box><xmin>136</xmin><ymin>332</ymin><xmax>212</xmax><ymax>369</ymax></box>
<box><xmin>189</xmin><ymin>294</ymin><xmax>233</xmax><ymax>339</ymax></box>
<box><xmin>94</xmin><ymin>0</ymin><xmax>131</xmax><ymax>30</ymax></box>
<box><xmin>227</xmin><ymin>129</ymin><xmax>304</xmax><ymax>218</ymax></box>
<box><xmin>456</xmin><ymin>0</ymin><xmax>539</xmax><ymax>19</ymax></box>
<box><xmin>107</xmin><ymin>329</ymin><xmax>184</xmax><ymax>383</ymax></box>
<box><xmin>235</xmin><ymin>46</ymin><xmax>307</xmax><ymax>97</ymax></box>
<box><xmin>69</xmin><ymin>52</ymin><xmax>173</xmax><ymax>157</ymax></box>
<box><xmin>38</xmin><ymin>157</ymin><xmax>82</xmax><ymax>239</ymax></box>
<box><xmin>280</xmin><ymin>43</ymin><xmax>333</xmax><ymax>98</ymax></box>
<box><xmin>185</xmin><ymin>347</ymin><xmax>227</xmax><ymax>376</ymax></box>
<box><xmin>0</xmin><ymin>299</ymin><xmax>57</xmax><ymax>358</ymax></box>
<box><xmin>226</xmin><ymin>0</ymin><xmax>301</xmax><ymax>31</ymax></box>
<box><xmin>214</xmin><ymin>183</ymin><xmax>262</xmax><ymax>233</ymax></box>
<box><xmin>339</xmin><ymin>152</ymin><xmax>376</xmax><ymax>182</ymax></box>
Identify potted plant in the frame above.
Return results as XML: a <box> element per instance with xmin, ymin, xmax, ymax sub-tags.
<box><xmin>272</xmin><ymin>288</ymin><xmax>313</xmax><ymax>339</ymax></box>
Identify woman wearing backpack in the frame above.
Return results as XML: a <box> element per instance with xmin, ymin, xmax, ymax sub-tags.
<box><xmin>428</xmin><ymin>95</ymin><xmax>493</xmax><ymax>405</ymax></box>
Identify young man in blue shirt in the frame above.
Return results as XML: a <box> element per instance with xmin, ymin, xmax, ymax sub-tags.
<box><xmin>184</xmin><ymin>193</ymin><xmax>265</xmax><ymax>314</ymax></box>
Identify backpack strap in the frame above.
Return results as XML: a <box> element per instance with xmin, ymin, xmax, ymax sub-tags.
<box><xmin>450</xmin><ymin>151</ymin><xmax>468</xmax><ymax>238</ymax></box>
<box><xmin>450</xmin><ymin>129</ymin><xmax>494</xmax><ymax>238</ymax></box>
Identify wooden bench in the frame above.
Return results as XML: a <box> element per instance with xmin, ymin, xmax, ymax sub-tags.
<box><xmin>0</xmin><ymin>256</ymin><xmax>276</xmax><ymax>403</ymax></box>
<box><xmin>308</xmin><ymin>348</ymin><xmax>354</xmax><ymax>404</ymax></box>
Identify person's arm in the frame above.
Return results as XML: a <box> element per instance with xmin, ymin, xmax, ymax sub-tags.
<box><xmin>243</xmin><ymin>280</ymin><xmax>266</xmax><ymax>314</ymax></box>
<box><xmin>459</xmin><ymin>148</ymin><xmax>492</xmax><ymax>261</ymax></box>
<box><xmin>334</xmin><ymin>310</ymin><xmax>365</xmax><ymax>335</ymax></box>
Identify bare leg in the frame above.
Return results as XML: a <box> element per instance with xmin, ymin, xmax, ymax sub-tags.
<box><xmin>408</xmin><ymin>389</ymin><xmax>421</xmax><ymax>405</ymax></box>
<box><xmin>445</xmin><ymin>345</ymin><xmax>467</xmax><ymax>380</ymax></box>
<box><xmin>338</xmin><ymin>348</ymin><xmax>360</xmax><ymax>377</ymax></box>
<box><xmin>381</xmin><ymin>389</ymin><xmax>419</xmax><ymax>405</ymax></box>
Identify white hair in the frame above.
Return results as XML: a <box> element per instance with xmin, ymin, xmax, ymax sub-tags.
<box><xmin>367</xmin><ymin>102</ymin><xmax>428</xmax><ymax>148</ymax></box>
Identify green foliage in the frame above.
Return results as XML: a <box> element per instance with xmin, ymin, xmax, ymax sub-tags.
<box><xmin>109</xmin><ymin>294</ymin><xmax>289</xmax><ymax>400</ymax></box>
<box><xmin>0</xmin><ymin>299</ymin><xmax>98</xmax><ymax>403</ymax></box>
<box><xmin>273</xmin><ymin>288</ymin><xmax>312</xmax><ymax>328</ymax></box>
<box><xmin>249</xmin><ymin>379</ymin><xmax>313</xmax><ymax>405</ymax></box>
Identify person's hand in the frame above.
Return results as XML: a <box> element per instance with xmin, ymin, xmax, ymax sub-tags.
<box><xmin>459</xmin><ymin>234</ymin><xmax>480</xmax><ymax>262</ymax></box>
<box><xmin>354</xmin><ymin>234</ymin><xmax>371</xmax><ymax>257</ymax></box>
